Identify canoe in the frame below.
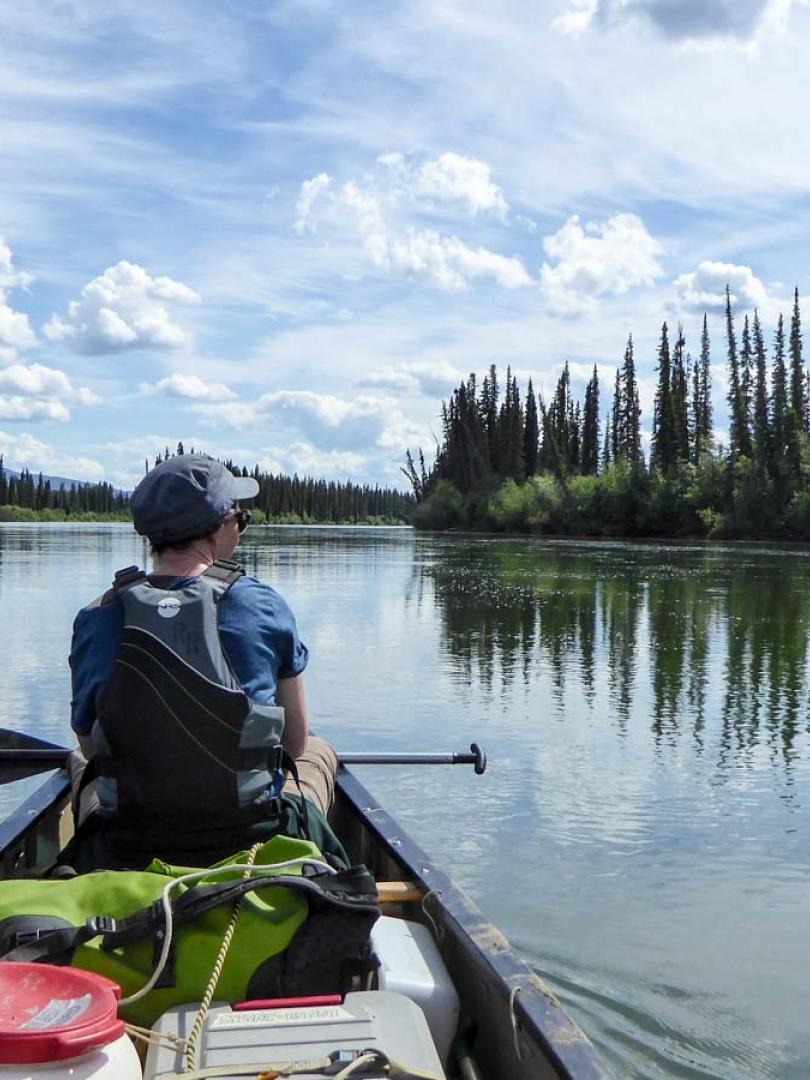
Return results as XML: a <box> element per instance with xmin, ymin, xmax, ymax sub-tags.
<box><xmin>0</xmin><ymin>762</ymin><xmax>612</xmax><ymax>1079</ymax></box>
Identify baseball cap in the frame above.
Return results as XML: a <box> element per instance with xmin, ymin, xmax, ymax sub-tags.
<box><xmin>131</xmin><ymin>454</ymin><xmax>259</xmax><ymax>544</ymax></box>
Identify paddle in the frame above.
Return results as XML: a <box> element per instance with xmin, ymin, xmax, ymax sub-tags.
<box><xmin>0</xmin><ymin>729</ymin><xmax>487</xmax><ymax>784</ymax></box>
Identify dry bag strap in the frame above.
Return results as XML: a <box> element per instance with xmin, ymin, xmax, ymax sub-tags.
<box><xmin>282</xmin><ymin>751</ymin><xmax>310</xmax><ymax>841</ymax></box>
<box><xmin>100</xmin><ymin>867</ymin><xmax>379</xmax><ymax>952</ymax></box>
<box><xmin>0</xmin><ymin>868</ymin><xmax>379</xmax><ymax>966</ymax></box>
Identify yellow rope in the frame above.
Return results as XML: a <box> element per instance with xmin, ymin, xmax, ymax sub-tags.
<box><xmin>182</xmin><ymin>842</ymin><xmax>263</xmax><ymax>1072</ymax></box>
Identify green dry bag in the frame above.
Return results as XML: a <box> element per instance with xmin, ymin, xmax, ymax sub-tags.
<box><xmin>0</xmin><ymin>834</ymin><xmax>379</xmax><ymax>1028</ymax></box>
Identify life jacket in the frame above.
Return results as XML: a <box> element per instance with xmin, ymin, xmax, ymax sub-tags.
<box><xmin>87</xmin><ymin>559</ymin><xmax>289</xmax><ymax>854</ymax></box>
<box><xmin>0</xmin><ymin>835</ymin><xmax>380</xmax><ymax>1029</ymax></box>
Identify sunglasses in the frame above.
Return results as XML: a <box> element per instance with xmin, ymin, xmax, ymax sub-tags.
<box><xmin>229</xmin><ymin>508</ymin><xmax>252</xmax><ymax>533</ymax></box>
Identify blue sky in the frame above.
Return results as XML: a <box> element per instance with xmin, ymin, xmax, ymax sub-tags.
<box><xmin>1</xmin><ymin>0</ymin><xmax>810</xmax><ymax>489</ymax></box>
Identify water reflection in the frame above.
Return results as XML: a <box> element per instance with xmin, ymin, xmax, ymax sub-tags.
<box><xmin>418</xmin><ymin>539</ymin><xmax>810</xmax><ymax>770</ymax></box>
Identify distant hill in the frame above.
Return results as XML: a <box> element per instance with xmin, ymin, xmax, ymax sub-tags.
<box><xmin>3</xmin><ymin>467</ymin><xmax>94</xmax><ymax>492</ymax></box>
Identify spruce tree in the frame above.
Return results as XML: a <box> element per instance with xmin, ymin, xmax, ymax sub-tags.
<box><xmin>651</xmin><ymin>322</ymin><xmax>675</xmax><ymax>472</ymax></box>
<box><xmin>623</xmin><ymin>333</ymin><xmax>642</xmax><ymax>470</ymax></box>
<box><xmin>770</xmin><ymin>314</ymin><xmax>788</xmax><ymax>471</ymax></box>
<box><xmin>725</xmin><ymin>287</ymin><xmax>743</xmax><ymax>460</ymax></box>
<box><xmin>484</xmin><ymin>363</ymin><xmax>500</xmax><ymax>473</ymax></box>
<box><xmin>738</xmin><ymin>315</ymin><xmax>753</xmax><ymax>458</ymax></box>
<box><xmin>751</xmin><ymin>310</ymin><xmax>770</xmax><ymax>470</ymax></box>
<box><xmin>789</xmin><ymin>287</ymin><xmax>805</xmax><ymax>433</ymax></box>
<box><xmin>523</xmin><ymin>379</ymin><xmax>539</xmax><ymax>478</ymax></box>
<box><xmin>695</xmin><ymin>314</ymin><xmax>713</xmax><ymax>460</ymax></box>
<box><xmin>603</xmin><ymin>409</ymin><xmax>611</xmax><ymax>469</ymax></box>
<box><xmin>571</xmin><ymin>402</ymin><xmax>581</xmax><ymax>472</ymax></box>
<box><xmin>611</xmin><ymin>368</ymin><xmax>622</xmax><ymax>462</ymax></box>
<box><xmin>581</xmin><ymin>365</ymin><xmax>600</xmax><ymax>476</ymax></box>
<box><xmin>691</xmin><ymin>346</ymin><xmax>701</xmax><ymax>462</ymax></box>
<box><xmin>671</xmin><ymin>324</ymin><xmax>690</xmax><ymax>462</ymax></box>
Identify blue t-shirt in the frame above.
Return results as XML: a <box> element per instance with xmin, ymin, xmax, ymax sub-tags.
<box><xmin>70</xmin><ymin>575</ymin><xmax>309</xmax><ymax>736</ymax></box>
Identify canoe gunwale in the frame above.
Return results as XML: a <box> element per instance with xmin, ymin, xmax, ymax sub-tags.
<box><xmin>335</xmin><ymin>767</ymin><xmax>611</xmax><ymax>1080</ymax></box>
<box><xmin>0</xmin><ymin>769</ymin><xmax>70</xmax><ymax>877</ymax></box>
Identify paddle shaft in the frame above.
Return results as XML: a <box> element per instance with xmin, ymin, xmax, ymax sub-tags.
<box><xmin>0</xmin><ymin>740</ymin><xmax>487</xmax><ymax>774</ymax></box>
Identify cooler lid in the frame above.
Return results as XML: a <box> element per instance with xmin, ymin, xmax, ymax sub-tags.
<box><xmin>0</xmin><ymin>962</ymin><xmax>125</xmax><ymax>1064</ymax></box>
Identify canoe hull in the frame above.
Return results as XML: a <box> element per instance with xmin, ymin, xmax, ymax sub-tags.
<box><xmin>0</xmin><ymin>768</ymin><xmax>611</xmax><ymax>1079</ymax></box>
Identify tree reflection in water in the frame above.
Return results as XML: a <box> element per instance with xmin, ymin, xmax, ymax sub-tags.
<box><xmin>415</xmin><ymin>539</ymin><xmax>810</xmax><ymax>771</ymax></box>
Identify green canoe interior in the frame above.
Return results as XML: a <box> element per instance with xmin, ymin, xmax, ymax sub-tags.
<box><xmin>0</xmin><ymin>766</ymin><xmax>611</xmax><ymax>1080</ymax></box>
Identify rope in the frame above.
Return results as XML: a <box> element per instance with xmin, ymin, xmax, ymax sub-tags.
<box><xmin>118</xmin><ymin>855</ymin><xmax>335</xmax><ymax>1009</ymax></box>
<box><xmin>125</xmin><ymin>1021</ymin><xmax>187</xmax><ymax>1052</ymax></box>
<box><xmin>508</xmin><ymin>985</ymin><xmax>523</xmax><ymax>1061</ymax></box>
<box><xmin>420</xmin><ymin>889</ymin><xmax>443</xmax><ymax>942</ymax></box>
<box><xmin>183</xmin><ymin>841</ymin><xmax>263</xmax><ymax>1072</ymax></box>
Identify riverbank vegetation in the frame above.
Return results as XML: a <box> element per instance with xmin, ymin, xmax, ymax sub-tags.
<box><xmin>404</xmin><ymin>288</ymin><xmax>810</xmax><ymax>539</ymax></box>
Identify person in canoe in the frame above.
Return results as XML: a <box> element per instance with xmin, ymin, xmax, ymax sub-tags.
<box><xmin>64</xmin><ymin>453</ymin><xmax>347</xmax><ymax>872</ymax></box>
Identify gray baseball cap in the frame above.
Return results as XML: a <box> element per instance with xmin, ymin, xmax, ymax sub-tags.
<box><xmin>131</xmin><ymin>454</ymin><xmax>259</xmax><ymax>544</ymax></box>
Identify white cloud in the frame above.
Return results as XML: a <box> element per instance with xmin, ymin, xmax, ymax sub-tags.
<box><xmin>295</xmin><ymin>173</ymin><xmax>332</xmax><ymax>234</ymax></box>
<box><xmin>673</xmin><ymin>260</ymin><xmax>780</xmax><ymax>317</ymax></box>
<box><xmin>44</xmin><ymin>261</ymin><xmax>200</xmax><ymax>355</ymax></box>
<box><xmin>295</xmin><ymin>154</ymin><xmax>529</xmax><ymax>292</ymax></box>
<box><xmin>0</xmin><ymin>363</ymin><xmax>99</xmax><ymax>403</ymax></box>
<box><xmin>552</xmin><ymin>0</ymin><xmax>801</xmax><ymax>48</ymax></box>
<box><xmin>0</xmin><ymin>362</ymin><xmax>99</xmax><ymax>423</ymax></box>
<box><xmin>0</xmin><ymin>238</ymin><xmax>32</xmax><ymax>294</ymax></box>
<box><xmin>0</xmin><ymin>397</ymin><xmax>70</xmax><ymax>421</ymax></box>
<box><xmin>142</xmin><ymin>373</ymin><xmax>238</xmax><ymax>401</ymax></box>
<box><xmin>0</xmin><ymin>239</ymin><xmax>36</xmax><ymax>362</ymax></box>
<box><xmin>265</xmin><ymin>441</ymin><xmax>368</xmax><ymax>478</ymax></box>
<box><xmin>540</xmin><ymin>213</ymin><xmax>664</xmax><ymax>315</ymax></box>
<box><xmin>341</xmin><ymin>182</ymin><xmax>531</xmax><ymax>291</ymax></box>
<box><xmin>381</xmin><ymin>151</ymin><xmax>508</xmax><ymax>217</ymax></box>
<box><xmin>194</xmin><ymin>388</ymin><xmax>421</xmax><ymax>452</ymax></box>
<box><xmin>0</xmin><ymin>431</ymin><xmax>105</xmax><ymax>479</ymax></box>
<box><xmin>355</xmin><ymin>359</ymin><xmax>463</xmax><ymax>397</ymax></box>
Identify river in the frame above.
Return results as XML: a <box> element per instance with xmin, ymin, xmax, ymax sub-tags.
<box><xmin>1</xmin><ymin>522</ymin><xmax>808</xmax><ymax>1078</ymax></box>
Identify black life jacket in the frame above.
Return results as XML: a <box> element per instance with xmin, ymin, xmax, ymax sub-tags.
<box><xmin>89</xmin><ymin>559</ymin><xmax>287</xmax><ymax>844</ymax></box>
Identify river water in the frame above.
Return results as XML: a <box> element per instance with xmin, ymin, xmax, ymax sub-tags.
<box><xmin>1</xmin><ymin>522</ymin><xmax>808</xmax><ymax>1078</ymax></box>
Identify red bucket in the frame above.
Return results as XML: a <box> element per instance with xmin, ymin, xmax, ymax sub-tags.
<box><xmin>0</xmin><ymin>963</ymin><xmax>126</xmax><ymax>1066</ymax></box>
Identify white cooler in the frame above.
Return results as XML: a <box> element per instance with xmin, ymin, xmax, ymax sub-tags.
<box><xmin>145</xmin><ymin>991</ymin><xmax>445</xmax><ymax>1079</ymax></box>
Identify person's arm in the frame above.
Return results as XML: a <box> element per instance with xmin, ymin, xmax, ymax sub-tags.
<box><xmin>69</xmin><ymin>600</ymin><xmax>120</xmax><ymax>759</ymax></box>
<box><xmin>276</xmin><ymin>674</ymin><xmax>309</xmax><ymax>759</ymax></box>
<box><xmin>77</xmin><ymin>733</ymin><xmax>94</xmax><ymax>758</ymax></box>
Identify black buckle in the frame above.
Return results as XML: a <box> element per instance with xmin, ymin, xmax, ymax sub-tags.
<box><xmin>263</xmin><ymin>795</ymin><xmax>283</xmax><ymax>821</ymax></box>
<box><xmin>14</xmin><ymin>929</ymin><xmax>45</xmax><ymax>948</ymax></box>
<box><xmin>86</xmin><ymin>915</ymin><xmax>117</xmax><ymax>936</ymax></box>
<box><xmin>268</xmin><ymin>744</ymin><xmax>284</xmax><ymax>772</ymax></box>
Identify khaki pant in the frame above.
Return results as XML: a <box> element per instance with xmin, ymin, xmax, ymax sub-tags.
<box><xmin>281</xmin><ymin>736</ymin><xmax>338</xmax><ymax>816</ymax></box>
<box><xmin>69</xmin><ymin>735</ymin><xmax>339</xmax><ymax>824</ymax></box>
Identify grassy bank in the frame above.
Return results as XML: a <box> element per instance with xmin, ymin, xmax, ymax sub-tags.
<box><xmin>0</xmin><ymin>505</ymin><xmax>409</xmax><ymax>527</ymax></box>
<box><xmin>0</xmin><ymin>504</ymin><xmax>131</xmax><ymax>523</ymax></box>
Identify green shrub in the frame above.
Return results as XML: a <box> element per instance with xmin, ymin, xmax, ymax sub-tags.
<box><xmin>412</xmin><ymin>481</ymin><xmax>466</xmax><ymax>530</ymax></box>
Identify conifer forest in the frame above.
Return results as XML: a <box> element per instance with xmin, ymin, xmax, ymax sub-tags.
<box><xmin>404</xmin><ymin>288</ymin><xmax>810</xmax><ymax>539</ymax></box>
<box><xmin>0</xmin><ymin>446</ymin><xmax>413</xmax><ymax>526</ymax></box>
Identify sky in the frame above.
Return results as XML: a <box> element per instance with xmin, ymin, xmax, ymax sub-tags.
<box><xmin>1</xmin><ymin>0</ymin><xmax>810</xmax><ymax>490</ymax></box>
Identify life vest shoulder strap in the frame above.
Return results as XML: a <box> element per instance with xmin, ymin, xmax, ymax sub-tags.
<box><xmin>109</xmin><ymin>560</ymin><xmax>243</xmax><ymax>597</ymax></box>
<box><xmin>111</xmin><ymin>565</ymin><xmax>147</xmax><ymax>591</ymax></box>
<box><xmin>203</xmin><ymin>558</ymin><xmax>244</xmax><ymax>595</ymax></box>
